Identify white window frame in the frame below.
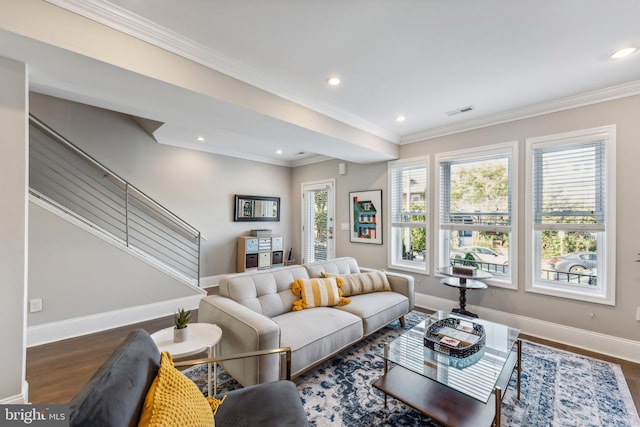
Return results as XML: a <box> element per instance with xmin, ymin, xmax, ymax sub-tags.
<box><xmin>435</xmin><ymin>142</ymin><xmax>518</xmax><ymax>290</ymax></box>
<box><xmin>388</xmin><ymin>156</ymin><xmax>429</xmax><ymax>274</ymax></box>
<box><xmin>524</xmin><ymin>125</ymin><xmax>616</xmax><ymax>305</ymax></box>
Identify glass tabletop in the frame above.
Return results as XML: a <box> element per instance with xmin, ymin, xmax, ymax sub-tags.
<box><xmin>384</xmin><ymin>311</ymin><xmax>520</xmax><ymax>403</ymax></box>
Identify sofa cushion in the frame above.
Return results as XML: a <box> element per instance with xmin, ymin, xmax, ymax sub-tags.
<box><xmin>139</xmin><ymin>351</ymin><xmax>224</xmax><ymax>426</ymax></box>
<box><xmin>273</xmin><ymin>308</ymin><xmax>363</xmax><ymax>376</ymax></box>
<box><xmin>335</xmin><ymin>292</ymin><xmax>410</xmax><ymax>336</ymax></box>
<box><xmin>321</xmin><ymin>270</ymin><xmax>391</xmax><ymax>296</ymax></box>
<box><xmin>218</xmin><ymin>265</ymin><xmax>309</xmax><ymax>317</ymax></box>
<box><xmin>303</xmin><ymin>257</ymin><xmax>361</xmax><ymax>278</ymax></box>
<box><xmin>291</xmin><ymin>277</ymin><xmax>350</xmax><ymax>311</ymax></box>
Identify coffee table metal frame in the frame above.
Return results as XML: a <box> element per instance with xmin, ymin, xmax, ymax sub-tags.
<box><xmin>373</xmin><ymin>312</ymin><xmax>521</xmax><ymax>427</ymax></box>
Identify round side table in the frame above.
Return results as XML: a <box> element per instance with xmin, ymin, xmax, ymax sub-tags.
<box><xmin>437</xmin><ymin>267</ymin><xmax>492</xmax><ymax>318</ymax></box>
<box><xmin>151</xmin><ymin>323</ymin><xmax>222</xmax><ymax>397</ymax></box>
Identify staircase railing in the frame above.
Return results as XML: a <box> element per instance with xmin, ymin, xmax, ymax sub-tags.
<box><xmin>28</xmin><ymin>114</ymin><xmax>201</xmax><ymax>285</ymax></box>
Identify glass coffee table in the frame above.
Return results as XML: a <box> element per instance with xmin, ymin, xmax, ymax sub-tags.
<box><xmin>373</xmin><ymin>311</ymin><xmax>521</xmax><ymax>427</ymax></box>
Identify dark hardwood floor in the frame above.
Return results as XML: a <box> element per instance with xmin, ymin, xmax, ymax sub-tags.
<box><xmin>26</xmin><ymin>304</ymin><xmax>640</xmax><ymax>414</ymax></box>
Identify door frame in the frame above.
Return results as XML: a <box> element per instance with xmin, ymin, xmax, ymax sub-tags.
<box><xmin>301</xmin><ymin>179</ymin><xmax>335</xmax><ymax>264</ymax></box>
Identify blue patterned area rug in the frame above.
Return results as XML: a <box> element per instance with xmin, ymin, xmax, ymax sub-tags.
<box><xmin>184</xmin><ymin>311</ymin><xmax>640</xmax><ymax>427</ymax></box>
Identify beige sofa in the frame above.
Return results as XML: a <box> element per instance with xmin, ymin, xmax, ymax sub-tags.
<box><xmin>198</xmin><ymin>257</ymin><xmax>415</xmax><ymax>386</ymax></box>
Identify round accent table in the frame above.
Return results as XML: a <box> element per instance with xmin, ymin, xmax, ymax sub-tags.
<box><xmin>151</xmin><ymin>323</ymin><xmax>222</xmax><ymax>397</ymax></box>
<box><xmin>437</xmin><ymin>267</ymin><xmax>492</xmax><ymax>318</ymax></box>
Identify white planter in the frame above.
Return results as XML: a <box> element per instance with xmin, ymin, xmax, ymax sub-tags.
<box><xmin>173</xmin><ymin>327</ymin><xmax>188</xmax><ymax>343</ymax></box>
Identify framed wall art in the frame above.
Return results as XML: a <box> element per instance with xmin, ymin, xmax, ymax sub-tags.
<box><xmin>349</xmin><ymin>189</ymin><xmax>382</xmax><ymax>244</ymax></box>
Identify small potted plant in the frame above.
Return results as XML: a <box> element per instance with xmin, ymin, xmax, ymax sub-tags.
<box><xmin>173</xmin><ymin>308</ymin><xmax>191</xmax><ymax>343</ymax></box>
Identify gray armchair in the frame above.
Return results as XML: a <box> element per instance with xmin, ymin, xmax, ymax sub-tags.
<box><xmin>69</xmin><ymin>329</ymin><xmax>308</xmax><ymax>427</ymax></box>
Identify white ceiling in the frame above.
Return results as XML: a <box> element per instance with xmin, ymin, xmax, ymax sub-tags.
<box><xmin>5</xmin><ymin>0</ymin><xmax>640</xmax><ymax>166</ymax></box>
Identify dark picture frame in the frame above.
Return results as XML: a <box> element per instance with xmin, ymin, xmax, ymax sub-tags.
<box><xmin>349</xmin><ymin>189</ymin><xmax>382</xmax><ymax>244</ymax></box>
<box><xmin>234</xmin><ymin>195</ymin><xmax>280</xmax><ymax>222</ymax></box>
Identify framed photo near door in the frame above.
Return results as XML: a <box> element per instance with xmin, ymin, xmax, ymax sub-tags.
<box><xmin>349</xmin><ymin>190</ymin><xmax>382</xmax><ymax>244</ymax></box>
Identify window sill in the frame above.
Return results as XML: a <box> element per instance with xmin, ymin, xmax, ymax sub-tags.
<box><xmin>525</xmin><ymin>282</ymin><xmax>614</xmax><ymax>306</ymax></box>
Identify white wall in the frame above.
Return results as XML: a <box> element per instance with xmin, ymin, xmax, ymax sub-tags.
<box><xmin>28</xmin><ymin>201</ymin><xmax>204</xmax><ymax>326</ymax></box>
<box><xmin>29</xmin><ymin>93</ymin><xmax>293</xmax><ymax>280</ymax></box>
<box><xmin>0</xmin><ymin>57</ymin><xmax>28</xmax><ymax>403</ymax></box>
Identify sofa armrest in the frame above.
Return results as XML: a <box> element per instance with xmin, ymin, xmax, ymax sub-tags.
<box><xmin>360</xmin><ymin>268</ymin><xmax>415</xmax><ymax>311</ymax></box>
<box><xmin>198</xmin><ymin>295</ymin><xmax>282</xmax><ymax>386</ymax></box>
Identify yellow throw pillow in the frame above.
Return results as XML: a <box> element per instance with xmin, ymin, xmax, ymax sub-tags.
<box><xmin>138</xmin><ymin>352</ymin><xmax>226</xmax><ymax>427</ymax></box>
<box><xmin>291</xmin><ymin>277</ymin><xmax>350</xmax><ymax>311</ymax></box>
<box><xmin>321</xmin><ymin>270</ymin><xmax>391</xmax><ymax>297</ymax></box>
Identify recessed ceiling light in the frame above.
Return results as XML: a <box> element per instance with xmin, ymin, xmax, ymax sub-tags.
<box><xmin>611</xmin><ymin>47</ymin><xmax>637</xmax><ymax>59</ymax></box>
<box><xmin>196</xmin><ymin>136</ymin><xmax>205</xmax><ymax>142</ymax></box>
<box><xmin>396</xmin><ymin>115</ymin><xmax>406</xmax><ymax>122</ymax></box>
<box><xmin>327</xmin><ymin>77</ymin><xmax>341</xmax><ymax>86</ymax></box>
<box><xmin>276</xmin><ymin>149</ymin><xmax>283</xmax><ymax>155</ymax></box>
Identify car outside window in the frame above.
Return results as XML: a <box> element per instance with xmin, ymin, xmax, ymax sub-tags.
<box><xmin>436</xmin><ymin>142</ymin><xmax>517</xmax><ymax>289</ymax></box>
<box><xmin>525</xmin><ymin>126</ymin><xmax>616</xmax><ymax>305</ymax></box>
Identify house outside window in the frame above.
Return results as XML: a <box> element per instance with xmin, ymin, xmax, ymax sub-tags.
<box><xmin>525</xmin><ymin>126</ymin><xmax>616</xmax><ymax>305</ymax></box>
<box><xmin>436</xmin><ymin>142</ymin><xmax>517</xmax><ymax>289</ymax></box>
<box><xmin>388</xmin><ymin>157</ymin><xmax>428</xmax><ymax>273</ymax></box>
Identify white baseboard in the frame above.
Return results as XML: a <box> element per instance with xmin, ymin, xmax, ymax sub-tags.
<box><xmin>199</xmin><ymin>274</ymin><xmax>224</xmax><ymax>289</ymax></box>
<box><xmin>414</xmin><ymin>293</ymin><xmax>640</xmax><ymax>364</ymax></box>
<box><xmin>26</xmin><ymin>295</ymin><xmax>203</xmax><ymax>347</ymax></box>
<box><xmin>0</xmin><ymin>382</ymin><xmax>28</xmax><ymax>404</ymax></box>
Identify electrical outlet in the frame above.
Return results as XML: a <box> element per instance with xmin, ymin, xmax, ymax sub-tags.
<box><xmin>636</xmin><ymin>307</ymin><xmax>640</xmax><ymax>322</ymax></box>
<box><xmin>340</xmin><ymin>223</ymin><xmax>349</xmax><ymax>231</ymax></box>
<box><xmin>29</xmin><ymin>298</ymin><xmax>43</xmax><ymax>313</ymax></box>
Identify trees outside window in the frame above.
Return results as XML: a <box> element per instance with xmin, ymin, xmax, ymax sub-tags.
<box><xmin>437</xmin><ymin>142</ymin><xmax>517</xmax><ymax>289</ymax></box>
<box><xmin>389</xmin><ymin>157</ymin><xmax>428</xmax><ymax>273</ymax></box>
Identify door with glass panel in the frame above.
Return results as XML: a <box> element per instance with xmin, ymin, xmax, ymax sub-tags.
<box><xmin>302</xmin><ymin>180</ymin><xmax>335</xmax><ymax>263</ymax></box>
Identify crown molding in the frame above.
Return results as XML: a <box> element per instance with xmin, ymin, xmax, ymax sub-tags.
<box><xmin>402</xmin><ymin>80</ymin><xmax>640</xmax><ymax>144</ymax></box>
<box><xmin>44</xmin><ymin>0</ymin><xmax>399</xmax><ymax>143</ymax></box>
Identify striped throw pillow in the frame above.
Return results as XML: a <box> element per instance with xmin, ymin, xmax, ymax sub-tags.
<box><xmin>291</xmin><ymin>277</ymin><xmax>350</xmax><ymax>311</ymax></box>
<box><xmin>321</xmin><ymin>270</ymin><xmax>391</xmax><ymax>297</ymax></box>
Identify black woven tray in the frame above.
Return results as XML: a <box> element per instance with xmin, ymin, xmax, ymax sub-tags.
<box><xmin>424</xmin><ymin>318</ymin><xmax>485</xmax><ymax>358</ymax></box>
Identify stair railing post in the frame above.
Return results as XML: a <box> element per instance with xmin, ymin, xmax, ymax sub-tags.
<box><xmin>125</xmin><ymin>182</ymin><xmax>130</xmax><ymax>248</ymax></box>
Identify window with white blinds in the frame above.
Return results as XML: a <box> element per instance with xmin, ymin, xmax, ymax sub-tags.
<box><xmin>533</xmin><ymin>140</ymin><xmax>605</xmax><ymax>229</ymax></box>
<box><xmin>525</xmin><ymin>126</ymin><xmax>616</xmax><ymax>305</ymax></box>
<box><xmin>388</xmin><ymin>157</ymin><xmax>428</xmax><ymax>273</ymax></box>
<box><xmin>440</xmin><ymin>153</ymin><xmax>512</xmax><ymax>230</ymax></box>
<box><xmin>437</xmin><ymin>143</ymin><xmax>516</xmax><ymax>287</ymax></box>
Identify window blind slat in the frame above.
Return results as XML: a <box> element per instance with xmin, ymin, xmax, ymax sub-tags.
<box><xmin>390</xmin><ymin>163</ymin><xmax>427</xmax><ymax>224</ymax></box>
<box><xmin>440</xmin><ymin>154</ymin><xmax>512</xmax><ymax>227</ymax></box>
<box><xmin>533</xmin><ymin>139</ymin><xmax>605</xmax><ymax>225</ymax></box>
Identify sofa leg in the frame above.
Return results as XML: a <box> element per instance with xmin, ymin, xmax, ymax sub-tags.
<box><xmin>399</xmin><ymin>316</ymin><xmax>405</xmax><ymax>327</ymax></box>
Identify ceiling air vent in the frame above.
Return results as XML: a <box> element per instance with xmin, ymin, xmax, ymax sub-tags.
<box><xmin>446</xmin><ymin>105</ymin><xmax>474</xmax><ymax>116</ymax></box>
